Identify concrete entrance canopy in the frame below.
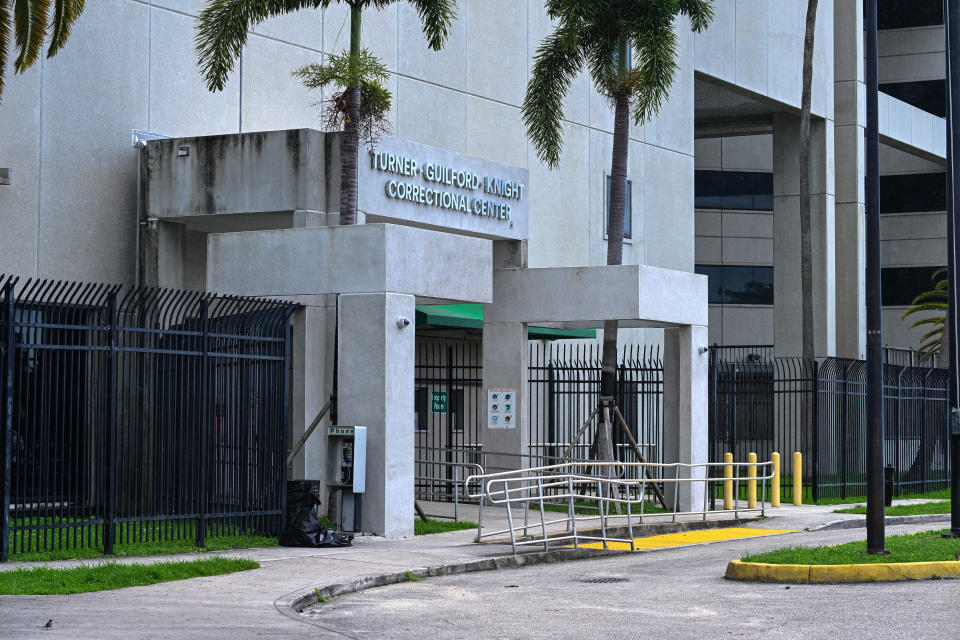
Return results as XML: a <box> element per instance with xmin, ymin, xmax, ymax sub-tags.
<box><xmin>487</xmin><ymin>265</ymin><xmax>707</xmax><ymax>329</ymax></box>
<box><xmin>482</xmin><ymin>264</ymin><xmax>709</xmax><ymax>512</ymax></box>
<box><xmin>206</xmin><ymin>223</ymin><xmax>492</xmax><ymax>305</ymax></box>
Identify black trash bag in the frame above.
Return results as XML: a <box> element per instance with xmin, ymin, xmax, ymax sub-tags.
<box><xmin>280</xmin><ymin>480</ymin><xmax>354</xmax><ymax>547</ymax></box>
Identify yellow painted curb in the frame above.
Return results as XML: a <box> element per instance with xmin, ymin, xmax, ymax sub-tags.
<box><xmin>725</xmin><ymin>559</ymin><xmax>960</xmax><ymax>583</ymax></box>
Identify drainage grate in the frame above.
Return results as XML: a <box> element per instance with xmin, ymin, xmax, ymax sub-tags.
<box><xmin>580</xmin><ymin>577</ymin><xmax>630</xmax><ymax>584</ymax></box>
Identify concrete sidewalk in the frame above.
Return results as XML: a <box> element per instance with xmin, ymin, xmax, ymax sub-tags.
<box><xmin>0</xmin><ymin>501</ymin><xmax>950</xmax><ymax>639</ymax></box>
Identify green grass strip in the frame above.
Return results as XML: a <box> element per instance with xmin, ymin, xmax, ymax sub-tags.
<box><xmin>414</xmin><ymin>519</ymin><xmax>477</xmax><ymax>535</ymax></box>
<box><xmin>742</xmin><ymin>529</ymin><xmax>960</xmax><ymax>565</ymax></box>
<box><xmin>9</xmin><ymin>530</ymin><xmax>279</xmax><ymax>563</ymax></box>
<box><xmin>810</xmin><ymin>488</ymin><xmax>951</xmax><ymax>506</ymax></box>
<box><xmin>833</xmin><ymin>501</ymin><xmax>951</xmax><ymax>516</ymax></box>
<box><xmin>0</xmin><ymin>557</ymin><xmax>259</xmax><ymax>595</ymax></box>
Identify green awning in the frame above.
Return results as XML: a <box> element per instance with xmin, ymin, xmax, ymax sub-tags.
<box><xmin>415</xmin><ymin>304</ymin><xmax>596</xmax><ymax>339</ymax></box>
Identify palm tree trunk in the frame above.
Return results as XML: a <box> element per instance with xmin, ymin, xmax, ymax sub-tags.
<box><xmin>800</xmin><ymin>0</ymin><xmax>819</xmax><ymax>467</ymax></box>
<box><xmin>339</xmin><ymin>2</ymin><xmax>363</xmax><ymax>226</ymax></box>
<box><xmin>594</xmin><ymin>86</ymin><xmax>631</xmax><ymax>465</ymax></box>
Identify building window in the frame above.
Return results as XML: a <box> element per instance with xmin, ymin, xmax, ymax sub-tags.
<box><xmin>695</xmin><ymin>170</ymin><xmax>773</xmax><ymax>211</ymax></box>
<box><xmin>605</xmin><ymin>176</ymin><xmax>632</xmax><ymax>239</ymax></box>
<box><xmin>880</xmin><ymin>80</ymin><xmax>946</xmax><ymax>118</ymax></box>
<box><xmin>879</xmin><ymin>0</ymin><xmax>943</xmax><ymax>30</ymax></box>
<box><xmin>695</xmin><ymin>265</ymin><xmax>774</xmax><ymax>305</ymax></box>
<box><xmin>881</xmin><ymin>266</ymin><xmax>945</xmax><ymax>306</ymax></box>
<box><xmin>880</xmin><ymin>173</ymin><xmax>946</xmax><ymax>214</ymax></box>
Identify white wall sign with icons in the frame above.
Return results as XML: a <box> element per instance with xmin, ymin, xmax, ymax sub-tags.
<box><xmin>487</xmin><ymin>388</ymin><xmax>516</xmax><ymax>429</ymax></box>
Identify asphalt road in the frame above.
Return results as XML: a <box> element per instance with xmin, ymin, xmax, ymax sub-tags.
<box><xmin>304</xmin><ymin>524</ymin><xmax>960</xmax><ymax>640</ymax></box>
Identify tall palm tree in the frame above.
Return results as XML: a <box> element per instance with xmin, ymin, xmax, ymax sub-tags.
<box><xmin>0</xmin><ymin>0</ymin><xmax>86</xmax><ymax>103</ymax></box>
<box><xmin>523</xmin><ymin>0</ymin><xmax>713</xmax><ymax>461</ymax></box>
<box><xmin>798</xmin><ymin>0</ymin><xmax>819</xmax><ymax>488</ymax></box>
<box><xmin>195</xmin><ymin>0</ymin><xmax>456</xmax><ymax>225</ymax></box>
<box><xmin>799</xmin><ymin>0</ymin><xmax>819</xmax><ymax>364</ymax></box>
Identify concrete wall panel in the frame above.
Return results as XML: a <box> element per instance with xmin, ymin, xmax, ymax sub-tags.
<box><xmin>150</xmin><ymin>8</ymin><xmax>240</xmax><ymax>138</ymax></box>
<box><xmin>0</xmin><ymin>62</ymin><xmax>41</xmax><ymax>277</ymax></box>
<box><xmin>37</xmin><ymin>0</ymin><xmax>149</xmax><ymax>283</ymax></box>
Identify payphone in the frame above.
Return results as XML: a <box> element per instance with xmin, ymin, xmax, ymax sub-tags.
<box><xmin>327</xmin><ymin>425</ymin><xmax>367</xmax><ymax>533</ymax></box>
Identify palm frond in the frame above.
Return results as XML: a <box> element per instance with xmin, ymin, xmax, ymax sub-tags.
<box><xmin>629</xmin><ymin>14</ymin><xmax>678</xmax><ymax>124</ymax></box>
<box><xmin>903</xmin><ymin>304</ymin><xmax>947</xmax><ymax>320</ymax></box>
<box><xmin>12</xmin><ymin>0</ymin><xmax>31</xmax><ymax>72</ymax></box>
<box><xmin>0</xmin><ymin>2</ymin><xmax>10</xmax><ymax>101</ymax></box>
<box><xmin>195</xmin><ymin>0</ymin><xmax>325</xmax><ymax>92</ymax></box>
<box><xmin>678</xmin><ymin>0</ymin><xmax>714</xmax><ymax>32</ymax></box>
<box><xmin>522</xmin><ymin>25</ymin><xmax>584</xmax><ymax>168</ymax></box>
<box><xmin>404</xmin><ymin>0</ymin><xmax>456</xmax><ymax>51</ymax></box>
<box><xmin>22</xmin><ymin>0</ymin><xmax>50</xmax><ymax>71</ymax></box>
<box><xmin>48</xmin><ymin>0</ymin><xmax>85</xmax><ymax>57</ymax></box>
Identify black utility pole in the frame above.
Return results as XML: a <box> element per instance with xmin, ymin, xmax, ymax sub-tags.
<box><xmin>945</xmin><ymin>0</ymin><xmax>960</xmax><ymax>539</ymax></box>
<box><xmin>865</xmin><ymin>0</ymin><xmax>886</xmax><ymax>554</ymax></box>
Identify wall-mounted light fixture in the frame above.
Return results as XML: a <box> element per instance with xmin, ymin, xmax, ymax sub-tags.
<box><xmin>0</xmin><ymin>168</ymin><xmax>11</xmax><ymax>185</ymax></box>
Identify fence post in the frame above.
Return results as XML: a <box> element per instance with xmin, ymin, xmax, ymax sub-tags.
<box><xmin>280</xmin><ymin>315</ymin><xmax>292</xmax><ymax>535</ymax></box>
<box><xmin>709</xmin><ymin>347</ymin><xmax>718</xmax><ymax>509</ymax></box>
<box><xmin>811</xmin><ymin>360</ymin><xmax>820</xmax><ymax>503</ymax></box>
<box><xmin>841</xmin><ymin>363</ymin><xmax>849</xmax><ymax>500</ymax></box>
<box><xmin>103</xmin><ymin>291</ymin><xmax>118</xmax><ymax>555</ymax></box>
<box><xmin>1</xmin><ymin>283</ymin><xmax>15</xmax><ymax>562</ymax></box>
<box><xmin>197</xmin><ymin>299</ymin><xmax>210</xmax><ymax>548</ymax></box>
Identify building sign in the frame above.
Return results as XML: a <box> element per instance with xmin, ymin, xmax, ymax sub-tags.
<box><xmin>487</xmin><ymin>389</ymin><xmax>516</xmax><ymax>430</ymax></box>
<box><xmin>432</xmin><ymin>391</ymin><xmax>447</xmax><ymax>414</ymax></box>
<box><xmin>358</xmin><ymin>137</ymin><xmax>529</xmax><ymax>242</ymax></box>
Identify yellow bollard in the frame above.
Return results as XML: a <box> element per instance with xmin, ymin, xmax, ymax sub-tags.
<box><xmin>793</xmin><ymin>451</ymin><xmax>803</xmax><ymax>506</ymax></box>
<box><xmin>723</xmin><ymin>452</ymin><xmax>733</xmax><ymax>510</ymax></box>
<box><xmin>771</xmin><ymin>452</ymin><xmax>781</xmax><ymax>507</ymax></box>
<box><xmin>747</xmin><ymin>452</ymin><xmax>757</xmax><ymax>509</ymax></box>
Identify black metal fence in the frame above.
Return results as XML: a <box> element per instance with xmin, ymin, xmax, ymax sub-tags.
<box><xmin>711</xmin><ymin>346</ymin><xmax>952</xmax><ymax>501</ymax></box>
<box><xmin>528</xmin><ymin>342</ymin><xmax>663</xmax><ymax>466</ymax></box>
<box><xmin>1</xmin><ymin>277</ymin><xmax>296</xmax><ymax>561</ymax></box>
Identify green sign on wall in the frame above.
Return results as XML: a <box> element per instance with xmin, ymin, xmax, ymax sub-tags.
<box><xmin>432</xmin><ymin>391</ymin><xmax>447</xmax><ymax>413</ymax></box>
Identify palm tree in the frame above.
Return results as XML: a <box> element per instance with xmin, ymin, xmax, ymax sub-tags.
<box><xmin>195</xmin><ymin>0</ymin><xmax>456</xmax><ymax>225</ymax></box>
<box><xmin>523</xmin><ymin>0</ymin><xmax>713</xmax><ymax>463</ymax></box>
<box><xmin>902</xmin><ymin>267</ymin><xmax>947</xmax><ymax>362</ymax></box>
<box><xmin>0</xmin><ymin>0</ymin><xmax>86</xmax><ymax>103</ymax></box>
<box><xmin>799</xmin><ymin>0</ymin><xmax>819</xmax><ymax>363</ymax></box>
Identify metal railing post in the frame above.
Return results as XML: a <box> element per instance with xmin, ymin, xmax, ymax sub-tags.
<box><xmin>536</xmin><ymin>477</ymin><xmax>548</xmax><ymax>551</ymax></box>
<box><xmin>568</xmin><ymin>475</ymin><xmax>579</xmax><ymax>547</ymax></box>
<box><xmin>1</xmin><ymin>283</ymin><xmax>14</xmax><ymax>563</ymax></box>
<box><xmin>103</xmin><ymin>291</ymin><xmax>118</xmax><ymax>555</ymax></box>
<box><xmin>596</xmin><ymin>478</ymin><xmax>608</xmax><ymax>550</ymax></box>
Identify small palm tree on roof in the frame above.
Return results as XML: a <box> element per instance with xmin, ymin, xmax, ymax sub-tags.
<box><xmin>195</xmin><ymin>0</ymin><xmax>457</xmax><ymax>226</ymax></box>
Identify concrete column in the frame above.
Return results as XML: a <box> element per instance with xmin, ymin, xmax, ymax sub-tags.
<box><xmin>773</xmin><ymin>113</ymin><xmax>837</xmax><ymax>357</ymax></box>
<box><xmin>289</xmin><ymin>303</ymin><xmax>336</xmax><ymax>481</ymax></box>
<box><xmin>834</xmin><ymin>0</ymin><xmax>867</xmax><ymax>359</ymax></box>
<box><xmin>481</xmin><ymin>322</ymin><xmax>529</xmax><ymax>474</ymax></box>
<box><xmin>662</xmin><ymin>325</ymin><xmax>709</xmax><ymax>512</ymax></box>
<box><xmin>337</xmin><ymin>292</ymin><xmax>416</xmax><ymax>538</ymax></box>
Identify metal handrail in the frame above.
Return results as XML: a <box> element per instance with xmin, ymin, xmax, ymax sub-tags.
<box><xmin>467</xmin><ymin>459</ymin><xmax>776</xmax><ymax>553</ymax></box>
